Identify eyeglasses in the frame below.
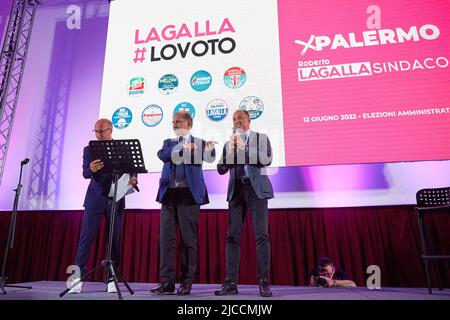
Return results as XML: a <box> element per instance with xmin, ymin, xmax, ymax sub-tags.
<box><xmin>92</xmin><ymin>128</ymin><xmax>112</xmax><ymax>134</ymax></box>
<box><xmin>318</xmin><ymin>266</ymin><xmax>335</xmax><ymax>276</ymax></box>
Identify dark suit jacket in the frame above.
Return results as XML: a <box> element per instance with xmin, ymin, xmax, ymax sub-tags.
<box><xmin>82</xmin><ymin>146</ymin><xmax>125</xmax><ymax>212</ymax></box>
<box><xmin>217</xmin><ymin>131</ymin><xmax>274</xmax><ymax>201</ymax></box>
<box><xmin>156</xmin><ymin>136</ymin><xmax>216</xmax><ymax>205</ymax></box>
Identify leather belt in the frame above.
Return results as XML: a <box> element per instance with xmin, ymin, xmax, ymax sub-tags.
<box><xmin>236</xmin><ymin>177</ymin><xmax>250</xmax><ymax>184</ymax></box>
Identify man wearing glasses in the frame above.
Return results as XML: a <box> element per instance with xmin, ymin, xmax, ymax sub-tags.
<box><xmin>151</xmin><ymin>111</ymin><xmax>216</xmax><ymax>295</ymax></box>
<box><xmin>68</xmin><ymin>118</ymin><xmax>138</xmax><ymax>294</ymax></box>
<box><xmin>308</xmin><ymin>256</ymin><xmax>356</xmax><ymax>288</ymax></box>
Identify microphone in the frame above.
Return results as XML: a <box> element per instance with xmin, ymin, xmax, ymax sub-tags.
<box><xmin>21</xmin><ymin>158</ymin><xmax>30</xmax><ymax>165</ymax></box>
<box><xmin>232</xmin><ymin>127</ymin><xmax>243</xmax><ymax>135</ymax></box>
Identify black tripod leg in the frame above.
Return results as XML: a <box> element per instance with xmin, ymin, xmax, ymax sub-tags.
<box><xmin>6</xmin><ymin>284</ymin><xmax>32</xmax><ymax>289</ymax></box>
<box><xmin>59</xmin><ymin>261</ymin><xmax>105</xmax><ymax>297</ymax></box>
<box><xmin>0</xmin><ymin>277</ymin><xmax>32</xmax><ymax>294</ymax></box>
<box><xmin>108</xmin><ymin>264</ymin><xmax>123</xmax><ymax>300</ymax></box>
<box><xmin>434</xmin><ymin>261</ymin><xmax>444</xmax><ymax>291</ymax></box>
<box><xmin>115</xmin><ymin>268</ymin><xmax>134</xmax><ymax>295</ymax></box>
<box><xmin>0</xmin><ymin>277</ymin><xmax>6</xmax><ymax>295</ymax></box>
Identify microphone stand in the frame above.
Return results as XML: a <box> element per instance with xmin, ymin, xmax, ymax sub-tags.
<box><xmin>0</xmin><ymin>160</ymin><xmax>32</xmax><ymax>295</ymax></box>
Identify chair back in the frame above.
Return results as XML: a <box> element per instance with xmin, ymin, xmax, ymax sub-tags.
<box><xmin>416</xmin><ymin>187</ymin><xmax>450</xmax><ymax>207</ymax></box>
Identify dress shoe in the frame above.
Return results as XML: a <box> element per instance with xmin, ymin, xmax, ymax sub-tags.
<box><xmin>107</xmin><ymin>278</ymin><xmax>118</xmax><ymax>293</ymax></box>
<box><xmin>214</xmin><ymin>280</ymin><xmax>238</xmax><ymax>296</ymax></box>
<box><xmin>177</xmin><ymin>282</ymin><xmax>192</xmax><ymax>295</ymax></box>
<box><xmin>259</xmin><ymin>279</ymin><xmax>272</xmax><ymax>297</ymax></box>
<box><xmin>68</xmin><ymin>278</ymin><xmax>82</xmax><ymax>294</ymax></box>
<box><xmin>150</xmin><ymin>282</ymin><xmax>175</xmax><ymax>295</ymax></box>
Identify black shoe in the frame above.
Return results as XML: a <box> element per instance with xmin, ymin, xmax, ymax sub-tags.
<box><xmin>177</xmin><ymin>282</ymin><xmax>192</xmax><ymax>295</ymax></box>
<box><xmin>214</xmin><ymin>280</ymin><xmax>238</xmax><ymax>296</ymax></box>
<box><xmin>259</xmin><ymin>279</ymin><xmax>272</xmax><ymax>297</ymax></box>
<box><xmin>150</xmin><ymin>282</ymin><xmax>175</xmax><ymax>295</ymax></box>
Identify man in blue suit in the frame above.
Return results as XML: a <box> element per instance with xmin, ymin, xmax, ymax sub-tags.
<box><xmin>151</xmin><ymin>111</ymin><xmax>216</xmax><ymax>295</ymax></box>
<box><xmin>214</xmin><ymin>109</ymin><xmax>274</xmax><ymax>297</ymax></box>
<box><xmin>69</xmin><ymin>118</ymin><xmax>138</xmax><ymax>294</ymax></box>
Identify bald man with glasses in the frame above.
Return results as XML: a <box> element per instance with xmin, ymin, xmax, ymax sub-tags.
<box><xmin>68</xmin><ymin>118</ymin><xmax>138</xmax><ymax>294</ymax></box>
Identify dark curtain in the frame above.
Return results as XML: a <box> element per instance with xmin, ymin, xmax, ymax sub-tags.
<box><xmin>0</xmin><ymin>206</ymin><xmax>449</xmax><ymax>287</ymax></box>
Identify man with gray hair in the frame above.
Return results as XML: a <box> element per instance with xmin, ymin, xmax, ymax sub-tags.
<box><xmin>151</xmin><ymin>111</ymin><xmax>216</xmax><ymax>295</ymax></box>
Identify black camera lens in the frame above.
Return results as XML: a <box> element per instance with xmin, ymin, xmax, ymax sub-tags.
<box><xmin>314</xmin><ymin>276</ymin><xmax>327</xmax><ymax>287</ymax></box>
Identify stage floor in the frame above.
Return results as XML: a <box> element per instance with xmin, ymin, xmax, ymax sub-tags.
<box><xmin>0</xmin><ymin>281</ymin><xmax>449</xmax><ymax>300</ymax></box>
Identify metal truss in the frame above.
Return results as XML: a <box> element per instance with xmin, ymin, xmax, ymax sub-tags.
<box><xmin>0</xmin><ymin>0</ymin><xmax>109</xmax><ymax>187</ymax></box>
<box><xmin>0</xmin><ymin>0</ymin><xmax>40</xmax><ymax>186</ymax></box>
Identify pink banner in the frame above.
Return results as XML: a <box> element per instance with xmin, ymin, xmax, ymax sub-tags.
<box><xmin>278</xmin><ymin>0</ymin><xmax>450</xmax><ymax>166</ymax></box>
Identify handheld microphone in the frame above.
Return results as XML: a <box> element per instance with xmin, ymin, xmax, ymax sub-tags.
<box><xmin>21</xmin><ymin>158</ymin><xmax>30</xmax><ymax>165</ymax></box>
<box><xmin>232</xmin><ymin>127</ymin><xmax>244</xmax><ymax>135</ymax></box>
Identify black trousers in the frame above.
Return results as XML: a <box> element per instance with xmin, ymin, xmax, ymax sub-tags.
<box><xmin>159</xmin><ymin>188</ymin><xmax>200</xmax><ymax>284</ymax></box>
<box><xmin>75</xmin><ymin>199</ymin><xmax>123</xmax><ymax>278</ymax></box>
<box><xmin>226</xmin><ymin>180</ymin><xmax>271</xmax><ymax>282</ymax></box>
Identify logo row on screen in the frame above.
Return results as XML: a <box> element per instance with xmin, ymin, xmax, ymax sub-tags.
<box><xmin>128</xmin><ymin>67</ymin><xmax>247</xmax><ymax>96</ymax></box>
<box><xmin>111</xmin><ymin>96</ymin><xmax>264</xmax><ymax>129</ymax></box>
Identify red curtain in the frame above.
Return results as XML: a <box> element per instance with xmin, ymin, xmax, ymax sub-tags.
<box><xmin>0</xmin><ymin>206</ymin><xmax>449</xmax><ymax>287</ymax></box>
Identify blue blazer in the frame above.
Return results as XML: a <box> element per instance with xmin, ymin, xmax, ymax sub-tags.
<box><xmin>82</xmin><ymin>146</ymin><xmax>125</xmax><ymax>212</ymax></box>
<box><xmin>156</xmin><ymin>136</ymin><xmax>215</xmax><ymax>205</ymax></box>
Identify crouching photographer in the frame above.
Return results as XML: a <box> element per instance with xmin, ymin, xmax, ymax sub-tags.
<box><xmin>308</xmin><ymin>256</ymin><xmax>357</xmax><ymax>288</ymax></box>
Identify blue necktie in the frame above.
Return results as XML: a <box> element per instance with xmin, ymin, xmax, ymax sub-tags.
<box><xmin>235</xmin><ymin>134</ymin><xmax>247</xmax><ymax>178</ymax></box>
<box><xmin>243</xmin><ymin>134</ymin><xmax>249</xmax><ymax>177</ymax></box>
<box><xmin>175</xmin><ymin>137</ymin><xmax>185</xmax><ymax>182</ymax></box>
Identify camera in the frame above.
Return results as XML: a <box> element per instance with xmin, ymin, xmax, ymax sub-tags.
<box><xmin>314</xmin><ymin>276</ymin><xmax>328</xmax><ymax>287</ymax></box>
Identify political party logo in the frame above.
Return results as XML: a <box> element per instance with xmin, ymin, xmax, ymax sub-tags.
<box><xmin>190</xmin><ymin>70</ymin><xmax>212</xmax><ymax>92</ymax></box>
<box><xmin>112</xmin><ymin>107</ymin><xmax>133</xmax><ymax>129</ymax></box>
<box><xmin>174</xmin><ymin>102</ymin><xmax>196</xmax><ymax>119</ymax></box>
<box><xmin>128</xmin><ymin>77</ymin><xmax>146</xmax><ymax>96</ymax></box>
<box><xmin>224</xmin><ymin>67</ymin><xmax>246</xmax><ymax>89</ymax></box>
<box><xmin>206</xmin><ymin>99</ymin><xmax>228</xmax><ymax>121</ymax></box>
<box><xmin>239</xmin><ymin>96</ymin><xmax>264</xmax><ymax>120</ymax></box>
<box><xmin>158</xmin><ymin>74</ymin><xmax>178</xmax><ymax>95</ymax></box>
<box><xmin>141</xmin><ymin>104</ymin><xmax>163</xmax><ymax>127</ymax></box>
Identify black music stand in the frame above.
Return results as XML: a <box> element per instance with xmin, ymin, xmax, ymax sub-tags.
<box><xmin>59</xmin><ymin>139</ymin><xmax>147</xmax><ymax>300</ymax></box>
<box><xmin>0</xmin><ymin>159</ymin><xmax>32</xmax><ymax>295</ymax></box>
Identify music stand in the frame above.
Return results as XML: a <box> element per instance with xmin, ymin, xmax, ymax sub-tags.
<box><xmin>0</xmin><ymin>160</ymin><xmax>32</xmax><ymax>295</ymax></box>
<box><xmin>59</xmin><ymin>139</ymin><xmax>147</xmax><ymax>300</ymax></box>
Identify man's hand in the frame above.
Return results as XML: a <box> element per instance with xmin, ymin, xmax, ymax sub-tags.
<box><xmin>205</xmin><ymin>140</ymin><xmax>218</xmax><ymax>151</ymax></box>
<box><xmin>325</xmin><ymin>278</ymin><xmax>335</xmax><ymax>288</ymax></box>
<box><xmin>89</xmin><ymin>159</ymin><xmax>104</xmax><ymax>173</ymax></box>
<box><xmin>228</xmin><ymin>134</ymin><xmax>245</xmax><ymax>152</ymax></box>
<box><xmin>227</xmin><ymin>135</ymin><xmax>236</xmax><ymax>154</ymax></box>
<box><xmin>235</xmin><ymin>135</ymin><xmax>245</xmax><ymax>150</ymax></box>
<box><xmin>128</xmin><ymin>176</ymin><xmax>138</xmax><ymax>186</ymax></box>
<box><xmin>229</xmin><ymin>135</ymin><xmax>237</xmax><ymax>148</ymax></box>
